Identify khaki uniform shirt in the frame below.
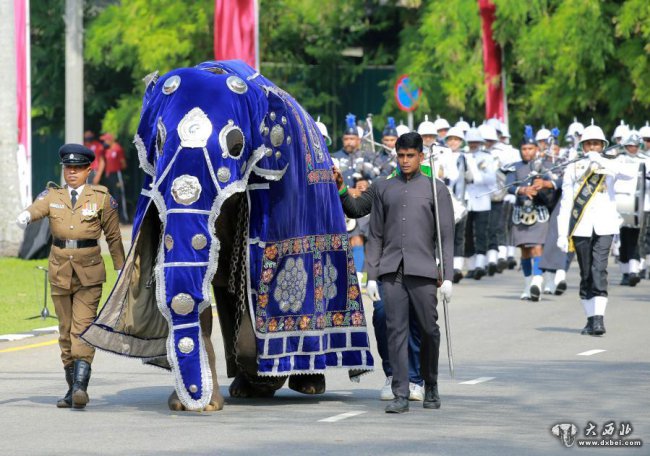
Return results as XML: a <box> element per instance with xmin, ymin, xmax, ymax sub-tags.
<box><xmin>27</xmin><ymin>185</ymin><xmax>125</xmax><ymax>289</ymax></box>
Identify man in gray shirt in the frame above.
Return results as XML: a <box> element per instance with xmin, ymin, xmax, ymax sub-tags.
<box><xmin>365</xmin><ymin>132</ymin><xmax>454</xmax><ymax>413</ymax></box>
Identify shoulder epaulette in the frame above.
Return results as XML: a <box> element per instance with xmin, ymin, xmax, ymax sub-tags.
<box><xmin>91</xmin><ymin>185</ymin><xmax>109</xmax><ymax>194</ymax></box>
<box><xmin>46</xmin><ymin>181</ymin><xmax>62</xmax><ymax>190</ymax></box>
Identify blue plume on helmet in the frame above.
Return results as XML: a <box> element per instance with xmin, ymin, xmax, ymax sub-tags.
<box><xmin>522</xmin><ymin>125</ymin><xmax>535</xmax><ymax>145</ymax></box>
<box><xmin>551</xmin><ymin>127</ymin><xmax>560</xmax><ymax>138</ymax></box>
<box><xmin>344</xmin><ymin>113</ymin><xmax>358</xmax><ymax>136</ymax></box>
<box><xmin>383</xmin><ymin>117</ymin><xmax>398</xmax><ymax>137</ymax></box>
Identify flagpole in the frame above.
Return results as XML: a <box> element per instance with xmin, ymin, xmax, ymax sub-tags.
<box><xmin>25</xmin><ymin>0</ymin><xmax>32</xmax><ymax>199</ymax></box>
<box><xmin>254</xmin><ymin>0</ymin><xmax>259</xmax><ymax>71</ymax></box>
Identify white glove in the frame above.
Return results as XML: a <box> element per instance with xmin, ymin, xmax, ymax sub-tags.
<box><xmin>503</xmin><ymin>194</ymin><xmax>516</xmax><ymax>204</ymax></box>
<box><xmin>439</xmin><ymin>280</ymin><xmax>452</xmax><ymax>302</ymax></box>
<box><xmin>366</xmin><ymin>280</ymin><xmax>381</xmax><ymax>301</ymax></box>
<box><xmin>557</xmin><ymin>236</ymin><xmax>569</xmax><ymax>253</ymax></box>
<box><xmin>16</xmin><ymin>211</ymin><xmax>31</xmax><ymax>230</ymax></box>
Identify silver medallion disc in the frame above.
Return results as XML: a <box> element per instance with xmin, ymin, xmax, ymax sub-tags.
<box><xmin>164</xmin><ymin>234</ymin><xmax>174</xmax><ymax>251</ymax></box>
<box><xmin>217</xmin><ymin>167</ymin><xmax>231</xmax><ymax>183</ymax></box>
<box><xmin>178</xmin><ymin>107</ymin><xmax>213</xmax><ymax>148</ymax></box>
<box><xmin>189</xmin><ymin>385</ymin><xmax>198</xmax><ymax>393</ymax></box>
<box><xmin>270</xmin><ymin>125</ymin><xmax>285</xmax><ymax>147</ymax></box>
<box><xmin>226</xmin><ymin>76</ymin><xmax>248</xmax><ymax>94</ymax></box>
<box><xmin>171</xmin><ymin>175</ymin><xmax>202</xmax><ymax>205</ymax></box>
<box><xmin>178</xmin><ymin>337</ymin><xmax>195</xmax><ymax>354</ymax></box>
<box><xmin>191</xmin><ymin>234</ymin><xmax>208</xmax><ymax>250</ymax></box>
<box><xmin>171</xmin><ymin>293</ymin><xmax>195</xmax><ymax>315</ymax></box>
<box><xmin>162</xmin><ymin>75</ymin><xmax>181</xmax><ymax>95</ymax></box>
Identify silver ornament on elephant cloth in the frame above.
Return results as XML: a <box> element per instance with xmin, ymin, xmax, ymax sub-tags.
<box><xmin>178</xmin><ymin>107</ymin><xmax>213</xmax><ymax>148</ymax></box>
<box><xmin>269</xmin><ymin>112</ymin><xmax>276</xmax><ymax>121</ymax></box>
<box><xmin>164</xmin><ymin>234</ymin><xmax>174</xmax><ymax>251</ymax></box>
<box><xmin>171</xmin><ymin>175</ymin><xmax>202</xmax><ymax>205</ymax></box>
<box><xmin>189</xmin><ymin>385</ymin><xmax>198</xmax><ymax>393</ymax></box>
<box><xmin>270</xmin><ymin>125</ymin><xmax>285</xmax><ymax>147</ymax></box>
<box><xmin>171</xmin><ymin>293</ymin><xmax>195</xmax><ymax>315</ymax></box>
<box><xmin>281</xmin><ymin>116</ymin><xmax>287</xmax><ymax>125</ymax></box>
<box><xmin>178</xmin><ymin>337</ymin><xmax>195</xmax><ymax>354</ymax></box>
<box><xmin>217</xmin><ymin>167</ymin><xmax>231</xmax><ymax>183</ymax></box>
<box><xmin>162</xmin><ymin>75</ymin><xmax>181</xmax><ymax>95</ymax></box>
<box><xmin>226</xmin><ymin>75</ymin><xmax>248</xmax><ymax>94</ymax></box>
<box><xmin>191</xmin><ymin>234</ymin><xmax>208</xmax><ymax>250</ymax></box>
<box><xmin>286</xmin><ymin>136</ymin><xmax>292</xmax><ymax>145</ymax></box>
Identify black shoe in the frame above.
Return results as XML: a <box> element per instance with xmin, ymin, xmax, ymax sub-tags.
<box><xmin>385</xmin><ymin>396</ymin><xmax>409</xmax><ymax>414</ymax></box>
<box><xmin>465</xmin><ymin>269</ymin><xmax>475</xmax><ymax>279</ymax></box>
<box><xmin>639</xmin><ymin>269</ymin><xmax>646</xmax><ymax>280</ymax></box>
<box><xmin>487</xmin><ymin>263</ymin><xmax>497</xmax><ymax>276</ymax></box>
<box><xmin>507</xmin><ymin>257</ymin><xmax>517</xmax><ymax>270</ymax></box>
<box><xmin>554</xmin><ymin>280</ymin><xmax>567</xmax><ymax>295</ymax></box>
<box><xmin>474</xmin><ymin>268</ymin><xmax>486</xmax><ymax>280</ymax></box>
<box><xmin>497</xmin><ymin>258</ymin><xmax>507</xmax><ymax>273</ymax></box>
<box><xmin>629</xmin><ymin>273</ymin><xmax>640</xmax><ymax>287</ymax></box>
<box><xmin>56</xmin><ymin>365</ymin><xmax>74</xmax><ymax>408</ymax></box>
<box><xmin>72</xmin><ymin>360</ymin><xmax>92</xmax><ymax>409</ymax></box>
<box><xmin>592</xmin><ymin>315</ymin><xmax>606</xmax><ymax>336</ymax></box>
<box><xmin>581</xmin><ymin>317</ymin><xmax>594</xmax><ymax>335</ymax></box>
<box><xmin>620</xmin><ymin>273</ymin><xmax>630</xmax><ymax>286</ymax></box>
<box><xmin>452</xmin><ymin>269</ymin><xmax>464</xmax><ymax>284</ymax></box>
<box><xmin>423</xmin><ymin>383</ymin><xmax>441</xmax><ymax>409</ymax></box>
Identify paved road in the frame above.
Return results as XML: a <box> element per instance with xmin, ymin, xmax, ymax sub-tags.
<box><xmin>1</xmin><ymin>264</ymin><xmax>648</xmax><ymax>455</ymax></box>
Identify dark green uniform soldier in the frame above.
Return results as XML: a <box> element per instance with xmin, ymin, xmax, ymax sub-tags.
<box><xmin>16</xmin><ymin>144</ymin><xmax>125</xmax><ymax>409</ymax></box>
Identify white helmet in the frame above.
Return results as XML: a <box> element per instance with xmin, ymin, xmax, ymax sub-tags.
<box><xmin>465</xmin><ymin>127</ymin><xmax>485</xmax><ymax>143</ymax></box>
<box><xmin>535</xmin><ymin>128</ymin><xmax>551</xmax><ymax>142</ymax></box>
<box><xmin>417</xmin><ymin>115</ymin><xmax>437</xmax><ymax>136</ymax></box>
<box><xmin>612</xmin><ymin>120</ymin><xmax>629</xmax><ymax>140</ymax></box>
<box><xmin>639</xmin><ymin>121</ymin><xmax>650</xmax><ymax>139</ymax></box>
<box><xmin>396</xmin><ymin>124</ymin><xmax>410</xmax><ymax>136</ymax></box>
<box><xmin>445</xmin><ymin>126</ymin><xmax>465</xmax><ymax>141</ymax></box>
<box><xmin>567</xmin><ymin>118</ymin><xmax>584</xmax><ymax>137</ymax></box>
<box><xmin>621</xmin><ymin>131</ymin><xmax>641</xmax><ymax>147</ymax></box>
<box><xmin>315</xmin><ymin>117</ymin><xmax>332</xmax><ymax>146</ymax></box>
<box><xmin>455</xmin><ymin>117</ymin><xmax>471</xmax><ymax>133</ymax></box>
<box><xmin>579</xmin><ymin>124</ymin><xmax>609</xmax><ymax>147</ymax></box>
<box><xmin>486</xmin><ymin>118</ymin><xmax>502</xmax><ymax>134</ymax></box>
<box><xmin>432</xmin><ymin>115</ymin><xmax>451</xmax><ymax>131</ymax></box>
<box><xmin>500</xmin><ymin>122</ymin><xmax>511</xmax><ymax>138</ymax></box>
<box><xmin>478</xmin><ymin>124</ymin><xmax>498</xmax><ymax>142</ymax></box>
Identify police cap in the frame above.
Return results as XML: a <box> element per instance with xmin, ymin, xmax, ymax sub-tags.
<box><xmin>59</xmin><ymin>143</ymin><xmax>95</xmax><ymax>166</ymax></box>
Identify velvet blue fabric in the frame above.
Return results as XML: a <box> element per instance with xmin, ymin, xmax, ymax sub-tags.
<box><xmin>128</xmin><ymin>60</ymin><xmax>373</xmax><ymax>409</ymax></box>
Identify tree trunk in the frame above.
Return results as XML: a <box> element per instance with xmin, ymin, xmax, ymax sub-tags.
<box><xmin>0</xmin><ymin>1</ymin><xmax>24</xmax><ymax>256</ymax></box>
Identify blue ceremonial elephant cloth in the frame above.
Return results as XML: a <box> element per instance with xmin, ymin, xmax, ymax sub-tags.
<box><xmin>116</xmin><ymin>60</ymin><xmax>373</xmax><ymax>409</ymax></box>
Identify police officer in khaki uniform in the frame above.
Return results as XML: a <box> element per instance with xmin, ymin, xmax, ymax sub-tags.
<box><xmin>16</xmin><ymin>144</ymin><xmax>125</xmax><ymax>409</ymax></box>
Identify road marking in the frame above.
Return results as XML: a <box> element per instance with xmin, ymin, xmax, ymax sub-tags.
<box><xmin>0</xmin><ymin>334</ymin><xmax>34</xmax><ymax>342</ymax></box>
<box><xmin>332</xmin><ymin>391</ymin><xmax>353</xmax><ymax>396</ymax></box>
<box><xmin>0</xmin><ymin>339</ymin><xmax>58</xmax><ymax>353</ymax></box>
<box><xmin>318</xmin><ymin>411</ymin><xmax>366</xmax><ymax>422</ymax></box>
<box><xmin>460</xmin><ymin>377</ymin><xmax>495</xmax><ymax>385</ymax></box>
<box><xmin>32</xmin><ymin>326</ymin><xmax>59</xmax><ymax>332</ymax></box>
<box><xmin>577</xmin><ymin>349</ymin><xmax>606</xmax><ymax>356</ymax></box>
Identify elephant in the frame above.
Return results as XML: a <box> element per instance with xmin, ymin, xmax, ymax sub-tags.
<box><xmin>82</xmin><ymin>60</ymin><xmax>374</xmax><ymax>411</ymax></box>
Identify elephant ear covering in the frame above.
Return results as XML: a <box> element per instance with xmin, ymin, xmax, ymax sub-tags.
<box><xmin>82</xmin><ymin>59</ymin><xmax>373</xmax><ymax>411</ymax></box>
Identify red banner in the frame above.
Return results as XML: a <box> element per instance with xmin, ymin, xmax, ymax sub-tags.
<box><xmin>478</xmin><ymin>0</ymin><xmax>504</xmax><ymax>120</ymax></box>
<box><xmin>214</xmin><ymin>0</ymin><xmax>258</xmax><ymax>69</ymax></box>
<box><xmin>15</xmin><ymin>0</ymin><xmax>29</xmax><ymax>157</ymax></box>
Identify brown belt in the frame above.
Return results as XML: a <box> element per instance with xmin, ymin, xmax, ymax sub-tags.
<box><xmin>52</xmin><ymin>238</ymin><xmax>98</xmax><ymax>249</ymax></box>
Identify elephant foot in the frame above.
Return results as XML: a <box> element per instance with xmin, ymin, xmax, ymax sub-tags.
<box><xmin>288</xmin><ymin>373</ymin><xmax>326</xmax><ymax>395</ymax></box>
<box><xmin>167</xmin><ymin>390</ymin><xmax>224</xmax><ymax>412</ymax></box>
<box><xmin>229</xmin><ymin>373</ymin><xmax>286</xmax><ymax>398</ymax></box>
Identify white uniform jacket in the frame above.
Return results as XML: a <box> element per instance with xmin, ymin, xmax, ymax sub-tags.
<box><xmin>557</xmin><ymin>156</ymin><xmax>635</xmax><ymax>238</ymax></box>
<box><xmin>464</xmin><ymin>150</ymin><xmax>496</xmax><ymax>212</ymax></box>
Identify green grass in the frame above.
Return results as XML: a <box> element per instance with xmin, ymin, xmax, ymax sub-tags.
<box><xmin>0</xmin><ymin>255</ymin><xmax>118</xmax><ymax>335</ymax></box>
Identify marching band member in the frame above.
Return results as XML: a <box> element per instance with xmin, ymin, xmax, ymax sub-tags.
<box><xmin>557</xmin><ymin>124</ymin><xmax>635</xmax><ymax>336</ymax></box>
<box><xmin>616</xmin><ymin>132</ymin><xmax>648</xmax><ymax>286</ymax></box>
<box><xmin>463</xmin><ymin>127</ymin><xmax>496</xmax><ymax>279</ymax></box>
<box><xmin>638</xmin><ymin>122</ymin><xmax>650</xmax><ymax>279</ymax></box>
<box><xmin>445</xmin><ymin>127</ymin><xmax>469</xmax><ymax>282</ymax></box>
<box><xmin>507</xmin><ymin>127</ymin><xmax>560</xmax><ymax>301</ymax></box>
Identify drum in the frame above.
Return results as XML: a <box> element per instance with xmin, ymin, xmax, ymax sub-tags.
<box><xmin>345</xmin><ymin>216</ymin><xmax>357</xmax><ymax>232</ymax></box>
<box><xmin>615</xmin><ymin>162</ymin><xmax>645</xmax><ymax>228</ymax></box>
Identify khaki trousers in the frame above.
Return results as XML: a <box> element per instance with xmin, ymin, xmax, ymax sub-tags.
<box><xmin>51</xmin><ymin>274</ymin><xmax>102</xmax><ymax>366</ymax></box>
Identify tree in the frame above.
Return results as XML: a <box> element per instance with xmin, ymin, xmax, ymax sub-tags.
<box><xmin>387</xmin><ymin>0</ymin><xmax>650</xmax><ymax>137</ymax></box>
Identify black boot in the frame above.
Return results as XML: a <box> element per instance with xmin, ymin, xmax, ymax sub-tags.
<box><xmin>56</xmin><ymin>365</ymin><xmax>74</xmax><ymax>408</ymax></box>
<box><xmin>620</xmin><ymin>273</ymin><xmax>630</xmax><ymax>286</ymax></box>
<box><xmin>497</xmin><ymin>258</ymin><xmax>507</xmax><ymax>273</ymax></box>
<box><xmin>591</xmin><ymin>315</ymin><xmax>606</xmax><ymax>336</ymax></box>
<box><xmin>580</xmin><ymin>317</ymin><xmax>594</xmax><ymax>335</ymax></box>
<box><xmin>385</xmin><ymin>396</ymin><xmax>409</xmax><ymax>414</ymax></box>
<box><xmin>487</xmin><ymin>263</ymin><xmax>497</xmax><ymax>276</ymax></box>
<box><xmin>465</xmin><ymin>269</ymin><xmax>475</xmax><ymax>279</ymax></box>
<box><xmin>554</xmin><ymin>280</ymin><xmax>567</xmax><ymax>295</ymax></box>
<box><xmin>474</xmin><ymin>268</ymin><xmax>486</xmax><ymax>280</ymax></box>
<box><xmin>452</xmin><ymin>269</ymin><xmax>463</xmax><ymax>284</ymax></box>
<box><xmin>423</xmin><ymin>383</ymin><xmax>441</xmax><ymax>409</ymax></box>
<box><xmin>629</xmin><ymin>273</ymin><xmax>640</xmax><ymax>287</ymax></box>
<box><xmin>507</xmin><ymin>257</ymin><xmax>517</xmax><ymax>270</ymax></box>
<box><xmin>72</xmin><ymin>360</ymin><xmax>92</xmax><ymax>409</ymax></box>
